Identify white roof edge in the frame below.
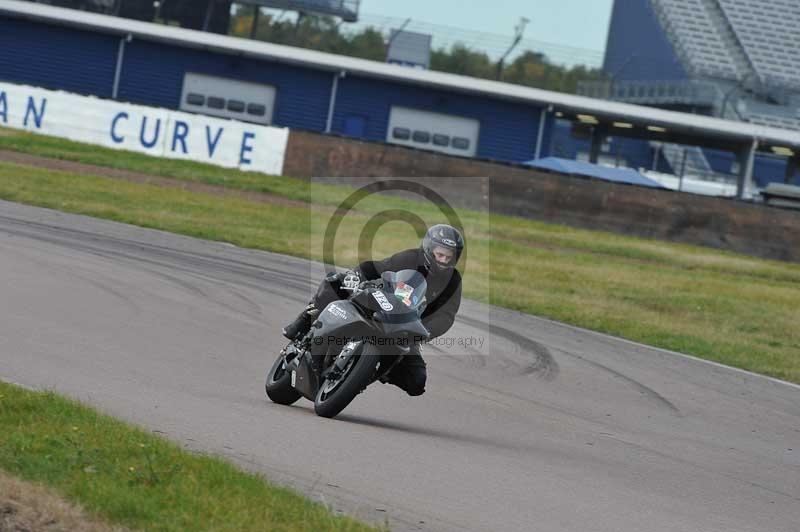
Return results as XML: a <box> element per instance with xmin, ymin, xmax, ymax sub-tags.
<box><xmin>3</xmin><ymin>0</ymin><xmax>800</xmax><ymax>149</ymax></box>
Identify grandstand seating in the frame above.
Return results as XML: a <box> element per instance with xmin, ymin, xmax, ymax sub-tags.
<box><xmin>717</xmin><ymin>0</ymin><xmax>800</xmax><ymax>89</ymax></box>
<box><xmin>649</xmin><ymin>0</ymin><xmax>800</xmax><ymax>96</ymax></box>
<box><xmin>596</xmin><ymin>0</ymin><xmax>800</xmax><ymax>133</ymax></box>
<box><xmin>741</xmin><ymin>100</ymin><xmax>800</xmax><ymax>130</ymax></box>
<box><xmin>650</xmin><ymin>0</ymin><xmax>751</xmax><ymax>81</ymax></box>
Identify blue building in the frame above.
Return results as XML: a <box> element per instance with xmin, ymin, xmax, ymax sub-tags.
<box><xmin>1</xmin><ymin>0</ymin><xmax>799</xmax><ymax>193</ymax></box>
<box><xmin>0</xmin><ymin>1</ymin><xmax>550</xmax><ymax>164</ymax></box>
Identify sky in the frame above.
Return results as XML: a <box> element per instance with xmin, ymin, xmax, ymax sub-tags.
<box><xmin>360</xmin><ymin>0</ymin><xmax>615</xmax><ymax>64</ymax></box>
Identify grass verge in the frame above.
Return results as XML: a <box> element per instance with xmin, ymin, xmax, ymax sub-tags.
<box><xmin>0</xmin><ymin>468</ymin><xmax>127</xmax><ymax>531</ymax></box>
<box><xmin>0</xmin><ymin>128</ymin><xmax>798</xmax><ymax>384</ymax></box>
<box><xmin>0</xmin><ymin>128</ymin><xmax>312</xmax><ymax>201</ymax></box>
<box><xmin>0</xmin><ymin>381</ymin><xmax>381</xmax><ymax>532</ymax></box>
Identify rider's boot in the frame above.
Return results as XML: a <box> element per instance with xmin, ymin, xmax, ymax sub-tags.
<box><xmin>282</xmin><ymin>303</ymin><xmax>318</xmax><ymax>340</ymax></box>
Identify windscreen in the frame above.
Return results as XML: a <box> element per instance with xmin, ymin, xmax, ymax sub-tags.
<box><xmin>381</xmin><ymin>269</ymin><xmax>427</xmax><ymax>310</ymax></box>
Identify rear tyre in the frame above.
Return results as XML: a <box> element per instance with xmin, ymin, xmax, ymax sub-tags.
<box><xmin>314</xmin><ymin>345</ymin><xmax>380</xmax><ymax>418</ymax></box>
<box><xmin>265</xmin><ymin>354</ymin><xmax>302</xmax><ymax>405</ymax></box>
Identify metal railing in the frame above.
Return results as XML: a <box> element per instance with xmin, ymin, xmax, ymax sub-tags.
<box><xmin>652</xmin><ymin>142</ymin><xmax>738</xmax><ymax>184</ymax></box>
<box><xmin>576</xmin><ymin>79</ymin><xmax>722</xmax><ymax>106</ymax></box>
<box><xmin>578</xmin><ymin>78</ymin><xmax>800</xmax><ymax>131</ymax></box>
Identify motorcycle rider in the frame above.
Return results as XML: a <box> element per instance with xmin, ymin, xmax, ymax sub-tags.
<box><xmin>282</xmin><ymin>224</ymin><xmax>464</xmax><ymax>397</ymax></box>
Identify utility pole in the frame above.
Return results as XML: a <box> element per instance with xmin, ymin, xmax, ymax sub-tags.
<box><xmin>496</xmin><ymin>17</ymin><xmax>529</xmax><ymax>81</ymax></box>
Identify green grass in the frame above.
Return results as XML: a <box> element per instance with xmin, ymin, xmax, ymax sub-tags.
<box><xmin>0</xmin><ymin>128</ymin><xmax>798</xmax><ymax>385</ymax></box>
<box><xmin>0</xmin><ymin>381</ymin><xmax>381</xmax><ymax>532</ymax></box>
<box><xmin>0</xmin><ymin>127</ymin><xmax>313</xmax><ymax>201</ymax></box>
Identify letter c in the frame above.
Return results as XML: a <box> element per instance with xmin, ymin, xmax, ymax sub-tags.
<box><xmin>111</xmin><ymin>112</ymin><xmax>128</xmax><ymax>144</ymax></box>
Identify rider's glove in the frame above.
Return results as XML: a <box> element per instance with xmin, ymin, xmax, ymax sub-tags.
<box><xmin>341</xmin><ymin>270</ymin><xmax>361</xmax><ymax>291</ymax></box>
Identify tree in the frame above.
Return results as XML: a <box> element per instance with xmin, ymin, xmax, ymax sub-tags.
<box><xmin>430</xmin><ymin>44</ymin><xmax>495</xmax><ymax>79</ymax></box>
<box><xmin>227</xmin><ymin>11</ymin><xmax>605</xmax><ymax>94</ymax></box>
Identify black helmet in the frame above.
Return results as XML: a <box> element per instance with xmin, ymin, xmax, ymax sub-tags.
<box><xmin>421</xmin><ymin>224</ymin><xmax>464</xmax><ymax>272</ymax></box>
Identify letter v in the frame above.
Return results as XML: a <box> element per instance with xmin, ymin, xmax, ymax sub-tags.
<box><xmin>206</xmin><ymin>125</ymin><xmax>223</xmax><ymax>158</ymax></box>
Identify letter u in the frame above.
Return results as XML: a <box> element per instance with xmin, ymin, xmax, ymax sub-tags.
<box><xmin>139</xmin><ymin>116</ymin><xmax>161</xmax><ymax>149</ymax></box>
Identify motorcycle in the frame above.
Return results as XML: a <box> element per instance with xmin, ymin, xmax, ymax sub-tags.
<box><xmin>265</xmin><ymin>269</ymin><xmax>430</xmax><ymax>418</ymax></box>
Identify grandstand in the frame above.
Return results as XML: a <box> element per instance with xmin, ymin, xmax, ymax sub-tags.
<box><xmin>575</xmin><ymin>0</ymin><xmax>800</xmax><ymax>188</ymax></box>
<box><xmin>587</xmin><ymin>0</ymin><xmax>800</xmax><ymax>129</ymax></box>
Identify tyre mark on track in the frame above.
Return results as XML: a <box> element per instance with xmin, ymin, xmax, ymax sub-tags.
<box><xmin>457</xmin><ymin>314</ymin><xmax>559</xmax><ymax>380</ymax></box>
<box><xmin>548</xmin><ymin>346</ymin><xmax>681</xmax><ymax>415</ymax></box>
<box><xmin>1</xmin><ymin>243</ymin><xmax>143</xmax><ymax>316</ymax></box>
<box><xmin>0</xmin><ymin>215</ymin><xmax>310</xmax><ymax>288</ymax></box>
<box><xmin>457</xmin><ymin>311</ymin><xmax>678</xmax><ymax>415</ymax></box>
<box><xmin>0</xmin><ymin>216</ymin><xmax>312</xmax><ymax>317</ymax></box>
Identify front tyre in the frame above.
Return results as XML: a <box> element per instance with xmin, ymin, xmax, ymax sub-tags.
<box><xmin>265</xmin><ymin>354</ymin><xmax>302</xmax><ymax>405</ymax></box>
<box><xmin>314</xmin><ymin>345</ymin><xmax>380</xmax><ymax>418</ymax></box>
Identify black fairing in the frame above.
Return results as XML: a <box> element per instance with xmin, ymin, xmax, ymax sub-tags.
<box><xmin>310</xmin><ymin>300</ymin><xmax>374</xmax><ymax>358</ymax></box>
<box><xmin>351</xmin><ymin>288</ymin><xmax>429</xmax><ymax>339</ymax></box>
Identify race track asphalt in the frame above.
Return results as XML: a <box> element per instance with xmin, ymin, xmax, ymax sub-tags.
<box><xmin>1</xmin><ymin>199</ymin><xmax>798</xmax><ymax>532</ymax></box>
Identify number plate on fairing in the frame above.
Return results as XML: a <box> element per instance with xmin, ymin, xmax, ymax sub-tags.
<box><xmin>372</xmin><ymin>291</ymin><xmax>394</xmax><ymax>311</ymax></box>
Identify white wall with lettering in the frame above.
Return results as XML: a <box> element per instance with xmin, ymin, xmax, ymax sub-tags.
<box><xmin>0</xmin><ymin>81</ymin><xmax>288</xmax><ymax>175</ymax></box>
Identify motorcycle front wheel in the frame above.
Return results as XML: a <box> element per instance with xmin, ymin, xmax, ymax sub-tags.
<box><xmin>314</xmin><ymin>344</ymin><xmax>380</xmax><ymax>418</ymax></box>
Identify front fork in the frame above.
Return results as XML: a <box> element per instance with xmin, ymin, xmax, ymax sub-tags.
<box><xmin>321</xmin><ymin>340</ymin><xmax>361</xmax><ymax>381</ymax></box>
<box><xmin>280</xmin><ymin>339</ymin><xmax>318</xmax><ymax>400</ymax></box>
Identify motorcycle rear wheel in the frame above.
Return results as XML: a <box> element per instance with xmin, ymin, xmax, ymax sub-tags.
<box><xmin>265</xmin><ymin>353</ymin><xmax>302</xmax><ymax>405</ymax></box>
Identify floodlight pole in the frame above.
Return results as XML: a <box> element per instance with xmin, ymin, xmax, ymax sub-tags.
<box><xmin>496</xmin><ymin>17</ymin><xmax>529</xmax><ymax>81</ymax></box>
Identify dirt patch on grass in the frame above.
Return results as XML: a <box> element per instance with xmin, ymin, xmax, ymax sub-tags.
<box><xmin>0</xmin><ymin>150</ymin><xmax>309</xmax><ymax>209</ymax></box>
<box><xmin>0</xmin><ymin>470</ymin><xmax>128</xmax><ymax>531</ymax></box>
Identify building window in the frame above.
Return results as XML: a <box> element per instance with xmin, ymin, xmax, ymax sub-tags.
<box><xmin>247</xmin><ymin>103</ymin><xmax>266</xmax><ymax>116</ymax></box>
<box><xmin>392</xmin><ymin>127</ymin><xmax>411</xmax><ymax>140</ymax></box>
<box><xmin>186</xmin><ymin>93</ymin><xmax>205</xmax><ymax>106</ymax></box>
<box><xmin>412</xmin><ymin>130</ymin><xmax>431</xmax><ymax>143</ymax></box>
<box><xmin>226</xmin><ymin>99</ymin><xmax>245</xmax><ymax>112</ymax></box>
<box><xmin>206</xmin><ymin>96</ymin><xmax>225</xmax><ymax>109</ymax></box>
<box><xmin>432</xmin><ymin>134</ymin><xmax>450</xmax><ymax>147</ymax></box>
<box><xmin>452</xmin><ymin>137</ymin><xmax>471</xmax><ymax>150</ymax></box>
